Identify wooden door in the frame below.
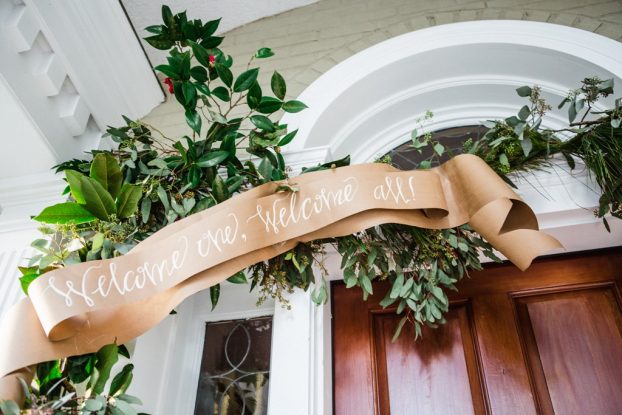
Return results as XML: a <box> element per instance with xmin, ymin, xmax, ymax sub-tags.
<box><xmin>332</xmin><ymin>248</ymin><xmax>622</xmax><ymax>414</ymax></box>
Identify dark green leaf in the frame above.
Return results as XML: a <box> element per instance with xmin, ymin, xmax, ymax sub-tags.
<box><xmin>255</xmin><ymin>47</ymin><xmax>274</xmax><ymax>58</ymax></box>
<box><xmin>202</xmin><ymin>18</ymin><xmax>221</xmax><ymax>37</ymax></box>
<box><xmin>182</xmin><ymin>82</ymin><xmax>196</xmax><ymax>105</ymax></box>
<box><xmin>270</xmin><ymin>71</ymin><xmax>286</xmax><ymax>100</ymax></box>
<box><xmin>197</xmin><ymin>150</ymin><xmax>229</xmax><ymax>168</ymax></box>
<box><xmin>211</xmin><ymin>175</ymin><xmax>229</xmax><ymax>202</ymax></box>
<box><xmin>278</xmin><ymin>129</ymin><xmax>297</xmax><ymax>147</ymax></box>
<box><xmin>257</xmin><ymin>97</ymin><xmax>282</xmax><ymax>114</ymax></box>
<box><xmin>185</xmin><ymin>109</ymin><xmax>202</xmax><ymax>134</ymax></box>
<box><xmin>201</xmin><ymin>36</ymin><xmax>223</xmax><ymax>49</ymax></box>
<box><xmin>80</xmin><ymin>176</ymin><xmax>117</xmax><ymax>221</ymax></box>
<box><xmin>282</xmin><ymin>100</ymin><xmax>307</xmax><ymax>113</ymax></box>
<box><xmin>215</xmin><ymin>63</ymin><xmax>233</xmax><ymax>87</ymax></box>
<box><xmin>250</xmin><ymin>115</ymin><xmax>275</xmax><ymax>132</ymax></box>
<box><xmin>143</xmin><ymin>35</ymin><xmax>173</xmax><ymax>50</ymax></box>
<box><xmin>187</xmin><ymin>40</ymin><xmax>212</xmax><ymax>67</ymax></box>
<box><xmin>227</xmin><ymin>271</ymin><xmax>247</xmax><ymax>284</ymax></box>
<box><xmin>115</xmin><ymin>184</ymin><xmax>142</xmax><ymax>219</ymax></box>
<box><xmin>212</xmin><ymin>86</ymin><xmax>230</xmax><ymax>102</ymax></box>
<box><xmin>109</xmin><ymin>364</ymin><xmax>134</xmax><ymax>396</ymax></box>
<box><xmin>233</xmin><ymin>68</ymin><xmax>259</xmax><ymax>93</ymax></box>
<box><xmin>90</xmin><ymin>153</ymin><xmax>122</xmax><ymax>198</ymax></box>
<box><xmin>190</xmin><ymin>66</ymin><xmax>208</xmax><ymax>83</ymax></box>
<box><xmin>33</xmin><ymin>202</ymin><xmax>96</xmax><ymax>224</ymax></box>
<box><xmin>247</xmin><ymin>81</ymin><xmax>262</xmax><ymax>109</ymax></box>
<box><xmin>154</xmin><ymin>64</ymin><xmax>179</xmax><ymax>78</ymax></box>
<box><xmin>144</xmin><ymin>25</ymin><xmax>162</xmax><ymax>34</ymax></box>
<box><xmin>210</xmin><ymin>284</ymin><xmax>220</xmax><ymax>310</ymax></box>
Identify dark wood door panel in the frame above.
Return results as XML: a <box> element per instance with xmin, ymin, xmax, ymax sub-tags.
<box><xmin>333</xmin><ymin>248</ymin><xmax>622</xmax><ymax>415</ymax></box>
<box><xmin>372</xmin><ymin>303</ymin><xmax>487</xmax><ymax>415</ymax></box>
<box><xmin>515</xmin><ymin>285</ymin><xmax>622</xmax><ymax>415</ymax></box>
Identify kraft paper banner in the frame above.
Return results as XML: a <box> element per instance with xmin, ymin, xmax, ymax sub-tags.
<box><xmin>0</xmin><ymin>154</ymin><xmax>561</xmax><ymax>400</ymax></box>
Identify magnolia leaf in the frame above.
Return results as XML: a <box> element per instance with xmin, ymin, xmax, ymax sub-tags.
<box><xmin>65</xmin><ymin>170</ymin><xmax>86</xmax><ymax>204</ymax></box>
<box><xmin>91</xmin><ymin>343</ymin><xmax>119</xmax><ymax>395</ymax></box>
<box><xmin>271</xmin><ymin>71</ymin><xmax>286</xmax><ymax>100</ymax></box>
<box><xmin>34</xmin><ymin>202</ymin><xmax>96</xmax><ymax>224</ymax></box>
<box><xmin>116</xmin><ymin>184</ymin><xmax>143</xmax><ymax>219</ymax></box>
<box><xmin>234</xmin><ymin>68</ymin><xmax>259</xmax><ymax>92</ymax></box>
<box><xmin>80</xmin><ymin>176</ymin><xmax>117</xmax><ymax>221</ymax></box>
<box><xmin>90</xmin><ymin>153</ymin><xmax>123</xmax><ymax>199</ymax></box>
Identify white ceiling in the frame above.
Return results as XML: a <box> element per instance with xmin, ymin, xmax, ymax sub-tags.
<box><xmin>121</xmin><ymin>0</ymin><xmax>318</xmax><ymax>66</ymax></box>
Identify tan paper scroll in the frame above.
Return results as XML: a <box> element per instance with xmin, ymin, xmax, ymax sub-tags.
<box><xmin>0</xmin><ymin>155</ymin><xmax>561</xmax><ymax>400</ymax></box>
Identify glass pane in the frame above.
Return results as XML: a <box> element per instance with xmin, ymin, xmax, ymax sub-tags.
<box><xmin>388</xmin><ymin>125</ymin><xmax>488</xmax><ymax>170</ymax></box>
<box><xmin>194</xmin><ymin>316</ymin><xmax>273</xmax><ymax>415</ymax></box>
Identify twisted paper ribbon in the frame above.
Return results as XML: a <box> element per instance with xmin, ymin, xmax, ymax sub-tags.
<box><xmin>0</xmin><ymin>155</ymin><xmax>561</xmax><ymax>400</ymax></box>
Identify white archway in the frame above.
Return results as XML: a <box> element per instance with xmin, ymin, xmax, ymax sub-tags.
<box><xmin>283</xmin><ymin>20</ymin><xmax>622</xmax><ymax>163</ymax></box>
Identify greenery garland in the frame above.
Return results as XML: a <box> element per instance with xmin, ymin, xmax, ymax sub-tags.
<box><xmin>1</xmin><ymin>5</ymin><xmax>621</xmax><ymax>414</ymax></box>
